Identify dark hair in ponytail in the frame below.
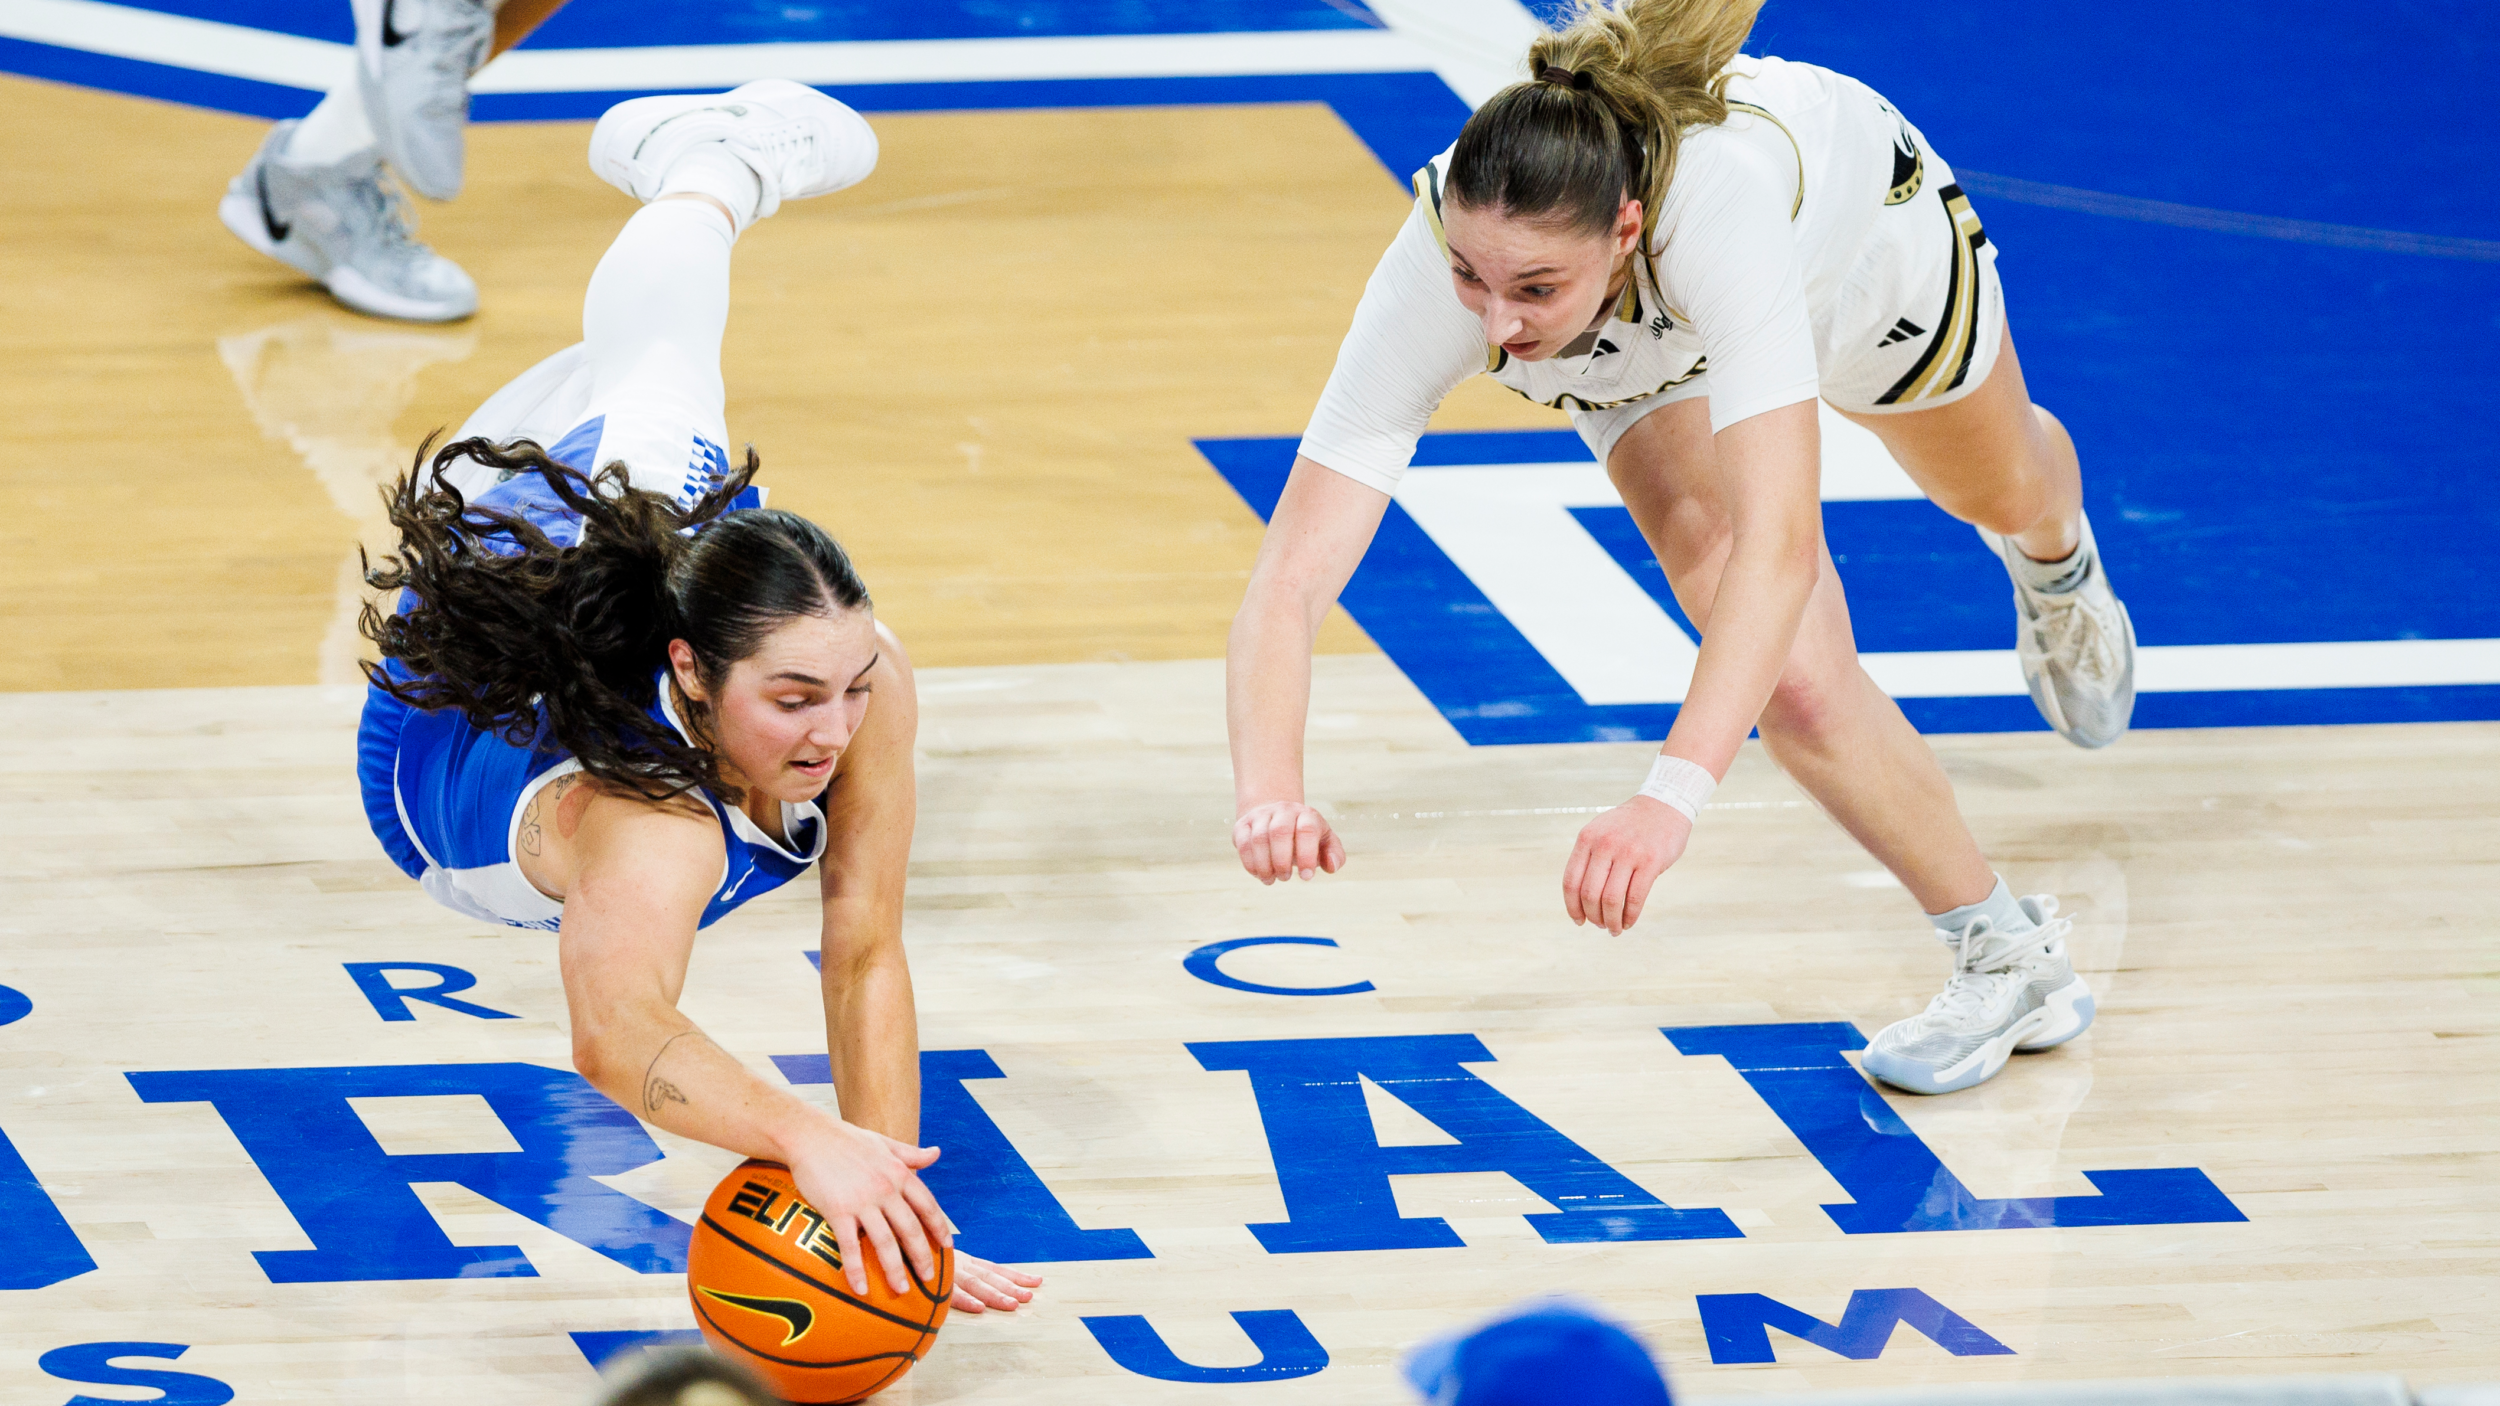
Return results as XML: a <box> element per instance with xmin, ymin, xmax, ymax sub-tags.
<box><xmin>359</xmin><ymin>436</ymin><xmax>870</xmax><ymax>805</ymax></box>
<box><xmin>1447</xmin><ymin>0</ymin><xmax>1765</xmax><ymax>247</ymax></box>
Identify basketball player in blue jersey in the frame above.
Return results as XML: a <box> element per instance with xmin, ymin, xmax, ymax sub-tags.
<box><xmin>357</xmin><ymin>80</ymin><xmax>1043</xmax><ymax>1315</ymax></box>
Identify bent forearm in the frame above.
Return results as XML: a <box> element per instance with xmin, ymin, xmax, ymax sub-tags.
<box><xmin>821</xmin><ymin>923</ymin><xmax>920</xmax><ymax>1143</ymax></box>
<box><xmin>1227</xmin><ymin>592</ymin><xmax>1319</xmax><ymax>810</ymax></box>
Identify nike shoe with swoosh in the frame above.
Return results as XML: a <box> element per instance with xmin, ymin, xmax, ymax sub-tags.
<box><xmin>218</xmin><ymin>122</ymin><xmax>478</xmax><ymax>322</ymax></box>
<box><xmin>351</xmin><ymin>0</ymin><xmax>494</xmax><ymax>200</ymax></box>
<box><xmin>589</xmin><ymin>80</ymin><xmax>880</xmax><ymax>222</ymax></box>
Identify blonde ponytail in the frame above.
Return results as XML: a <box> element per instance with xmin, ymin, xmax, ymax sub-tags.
<box><xmin>1446</xmin><ymin>0</ymin><xmax>1766</xmax><ymax>247</ymax></box>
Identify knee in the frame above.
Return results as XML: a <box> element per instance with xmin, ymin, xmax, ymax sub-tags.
<box><xmin>1926</xmin><ymin>404</ymin><xmax>2071</xmax><ymax>536</ymax></box>
<box><xmin>1759</xmin><ymin>658</ymin><xmax>1856</xmax><ymax>747</ymax></box>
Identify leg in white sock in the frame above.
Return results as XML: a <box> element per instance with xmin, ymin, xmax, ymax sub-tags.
<box><xmin>557</xmin><ymin>200</ymin><xmax>737</xmax><ymax>505</ymax></box>
<box><xmin>282</xmin><ymin>77</ymin><xmax>380</xmax><ymax>167</ymax></box>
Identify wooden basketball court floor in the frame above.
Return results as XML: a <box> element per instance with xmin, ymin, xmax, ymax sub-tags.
<box><xmin>5</xmin><ymin>72</ymin><xmax>2500</xmax><ymax>1405</ymax></box>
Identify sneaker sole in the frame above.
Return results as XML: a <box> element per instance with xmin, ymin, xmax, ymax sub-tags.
<box><xmin>325</xmin><ymin>264</ymin><xmax>476</xmax><ymax>322</ymax></box>
<box><xmin>1862</xmin><ymin>977</ymin><xmax>2097</xmax><ymax>1095</ymax></box>
<box><xmin>222</xmin><ymin>189</ymin><xmax>476</xmax><ymax>321</ymax></box>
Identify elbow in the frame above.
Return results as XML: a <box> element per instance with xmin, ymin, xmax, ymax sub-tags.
<box><xmin>570</xmin><ymin>1027</ymin><xmax>617</xmax><ymax>1092</ymax></box>
<box><xmin>569</xmin><ymin>1011</ymin><xmax>640</xmax><ymax>1097</ymax></box>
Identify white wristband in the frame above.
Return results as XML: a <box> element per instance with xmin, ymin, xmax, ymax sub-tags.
<box><xmin>1636</xmin><ymin>754</ymin><xmax>1717</xmax><ymax>821</ymax></box>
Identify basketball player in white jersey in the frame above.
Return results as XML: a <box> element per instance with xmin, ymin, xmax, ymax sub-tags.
<box><xmin>360</xmin><ymin>82</ymin><xmax>1042</xmax><ymax>1312</ymax></box>
<box><xmin>1229</xmin><ymin>0</ymin><xmax>2128</xmax><ymax>1095</ymax></box>
<box><xmin>219</xmin><ymin>0</ymin><xmax>572</xmax><ymax>321</ymax></box>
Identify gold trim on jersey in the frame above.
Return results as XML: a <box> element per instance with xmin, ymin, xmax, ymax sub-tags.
<box><xmin>1414</xmin><ymin>160</ymin><xmax>1451</xmax><ymax>258</ymax></box>
<box><xmin>1498</xmin><ymin>357</ymin><xmax>1709</xmax><ymax>413</ymax></box>
<box><xmin>1876</xmin><ymin>183</ymin><xmax>1991</xmax><ymax>405</ymax></box>
<box><xmin>1723</xmin><ymin>101</ymin><xmax>1805</xmax><ymax>220</ymax></box>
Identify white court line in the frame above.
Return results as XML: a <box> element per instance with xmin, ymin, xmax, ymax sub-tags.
<box><xmin>0</xmin><ymin>0</ymin><xmax>1432</xmax><ymax>93</ymax></box>
<box><xmin>1396</xmin><ymin>441</ymin><xmax>2500</xmax><ymax>704</ymax></box>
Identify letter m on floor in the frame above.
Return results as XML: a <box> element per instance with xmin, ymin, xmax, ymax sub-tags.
<box><xmin>1697</xmin><ymin>1288</ymin><xmax>2014</xmax><ymax>1364</ymax></box>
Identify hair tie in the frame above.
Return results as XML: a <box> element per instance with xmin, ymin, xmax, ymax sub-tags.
<box><xmin>1537</xmin><ymin>64</ymin><xmax>1594</xmax><ymax>92</ymax></box>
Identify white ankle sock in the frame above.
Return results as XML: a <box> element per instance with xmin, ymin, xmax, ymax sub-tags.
<box><xmin>1929</xmin><ymin>876</ymin><xmax>2030</xmax><ymax>936</ymax></box>
<box><xmin>282</xmin><ymin>81</ymin><xmax>377</xmax><ymax>167</ymax></box>
<box><xmin>2011</xmin><ymin>516</ymin><xmax>2095</xmax><ymax>595</ymax></box>
<box><xmin>654</xmin><ymin>143</ymin><xmax>762</xmax><ymax>233</ymax></box>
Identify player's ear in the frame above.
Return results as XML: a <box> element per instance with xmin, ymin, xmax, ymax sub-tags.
<box><xmin>667</xmin><ymin>639</ymin><xmax>707</xmax><ymax>702</ymax></box>
<box><xmin>1615</xmin><ymin>198</ymin><xmax>1643</xmax><ymax>256</ymax></box>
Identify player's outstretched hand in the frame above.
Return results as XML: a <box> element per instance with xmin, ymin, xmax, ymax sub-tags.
<box><xmin>1562</xmin><ymin>796</ymin><xmax>1690</xmax><ymax>935</ymax></box>
<box><xmin>790</xmin><ymin>1122</ymin><xmax>950</xmax><ymax>1299</ymax></box>
<box><xmin>950</xmin><ymin>1253</ymin><xmax>1043</xmax><ymax>1313</ymax></box>
<box><xmin>1233</xmin><ymin>800</ymin><xmax>1346</xmax><ymax>883</ymax></box>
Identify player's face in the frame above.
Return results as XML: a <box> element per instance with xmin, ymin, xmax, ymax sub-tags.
<box><xmin>1442</xmin><ymin>197</ymin><xmax>1643</xmax><ymax>362</ymax></box>
<box><xmin>685</xmin><ymin>608</ymin><xmax>883</xmax><ymax>808</ymax></box>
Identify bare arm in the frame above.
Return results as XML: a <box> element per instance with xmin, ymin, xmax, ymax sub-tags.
<box><xmin>1226</xmin><ymin>457</ymin><xmax>1391</xmax><ymax>881</ymax></box>
<box><xmin>816</xmin><ymin>623</ymin><xmax>920</xmax><ymax>1142</ymax></box>
<box><xmin>555</xmin><ymin>789</ymin><xmax>947</xmax><ymax>1298</ymax></box>
<box><xmin>1565</xmin><ymin>398</ymin><xmax>1823</xmax><ymax>932</ymax></box>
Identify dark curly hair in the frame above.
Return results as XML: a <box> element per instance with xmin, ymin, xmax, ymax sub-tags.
<box><xmin>359</xmin><ymin>436</ymin><xmax>870</xmax><ymax>805</ymax></box>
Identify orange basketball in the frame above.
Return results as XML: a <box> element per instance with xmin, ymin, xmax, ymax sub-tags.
<box><xmin>688</xmin><ymin>1159</ymin><xmax>952</xmax><ymax>1403</ymax></box>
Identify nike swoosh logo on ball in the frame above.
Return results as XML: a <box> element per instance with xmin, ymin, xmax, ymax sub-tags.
<box><xmin>698</xmin><ymin>1287</ymin><xmax>816</xmax><ymax>1346</ymax></box>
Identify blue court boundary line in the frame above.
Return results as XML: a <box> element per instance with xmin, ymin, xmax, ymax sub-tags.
<box><xmin>1197</xmin><ymin>430</ymin><xmax>2500</xmax><ymax>745</ymax></box>
<box><xmin>0</xmin><ymin>37</ymin><xmax>1468</xmax><ymax>183</ymax></box>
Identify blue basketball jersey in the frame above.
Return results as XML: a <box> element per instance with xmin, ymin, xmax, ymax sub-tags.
<box><xmin>356</xmin><ymin>447</ymin><xmax>815</xmax><ymax>932</ymax></box>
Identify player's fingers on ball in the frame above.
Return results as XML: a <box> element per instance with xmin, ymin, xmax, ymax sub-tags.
<box><xmin>862</xmin><ymin>1203</ymin><xmax>913</xmax><ymax>1296</ymax></box>
<box><xmin>888</xmin><ymin>1196</ymin><xmax>939</xmax><ymax>1289</ymax></box>
<box><xmin>900</xmin><ymin>1175</ymin><xmax>951</xmax><ymax>1248</ymax></box>
<box><xmin>831</xmin><ymin>1215</ymin><xmax>870</xmax><ymax>1297</ymax></box>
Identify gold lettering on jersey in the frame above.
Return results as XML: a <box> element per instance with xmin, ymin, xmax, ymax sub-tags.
<box><xmin>1499</xmin><ymin>358</ymin><xmax>1709</xmax><ymax>413</ymax></box>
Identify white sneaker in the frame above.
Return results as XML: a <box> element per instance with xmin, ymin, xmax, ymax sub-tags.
<box><xmin>350</xmin><ymin>0</ymin><xmax>494</xmax><ymax>201</ymax></box>
<box><xmin>1977</xmin><ymin>512</ymin><xmax>2136</xmax><ymax>748</ymax></box>
<box><xmin>218</xmin><ymin>122</ymin><xmax>478</xmax><ymax>323</ymax></box>
<box><xmin>587</xmin><ymin>80</ymin><xmax>878</xmax><ymax>221</ymax></box>
<box><xmin>1861</xmin><ymin>896</ymin><xmax>2096</xmax><ymax>1095</ymax></box>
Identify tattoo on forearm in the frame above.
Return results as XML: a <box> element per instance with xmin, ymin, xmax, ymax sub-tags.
<box><xmin>642</xmin><ymin>1030</ymin><xmax>697</xmax><ymax>1117</ymax></box>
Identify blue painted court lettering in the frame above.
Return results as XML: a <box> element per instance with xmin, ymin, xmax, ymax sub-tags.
<box><xmin>1697</xmin><ymin>1289</ymin><xmax>2015</xmax><ymax>1364</ymax></box>
<box><xmin>1082</xmin><ymin>1310</ymin><xmax>1329</xmax><ymax>1384</ymax></box>
<box><xmin>774</xmin><ymin>1049</ymin><xmax>1152</xmax><ymax>1264</ymax></box>
<box><xmin>1663</xmin><ymin>1023</ymin><xmax>2246</xmax><ymax>1232</ymax></box>
<box><xmin>1187</xmin><ymin>1034</ymin><xmax>1742</xmax><ymax>1253</ymax></box>
<box><xmin>343</xmin><ymin>962</ymin><xmax>518</xmax><ymax>1022</ymax></box>
<box><xmin>1</xmin><ymin>1123</ymin><xmax>95</xmax><ymax>1289</ymax></box>
<box><xmin>39</xmin><ymin>1342</ymin><xmax>234</xmax><ymax>1406</ymax></box>
<box><xmin>0</xmin><ymin>982</ymin><xmax>30</xmax><ymax>1027</ymax></box>
<box><xmin>1183</xmin><ymin>937</ymin><xmax>1376</xmax><ymax>997</ymax></box>
<box><xmin>125</xmin><ymin>1063</ymin><xmax>690</xmax><ymax>1282</ymax></box>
